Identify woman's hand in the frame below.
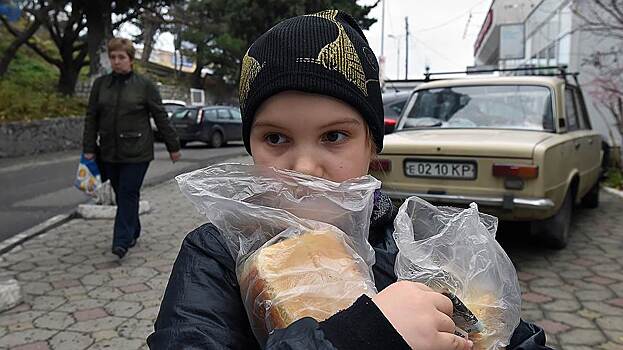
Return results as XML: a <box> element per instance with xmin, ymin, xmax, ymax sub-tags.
<box><xmin>169</xmin><ymin>151</ymin><xmax>182</xmax><ymax>163</ymax></box>
<box><xmin>84</xmin><ymin>153</ymin><xmax>96</xmax><ymax>160</ymax></box>
<box><xmin>372</xmin><ymin>281</ymin><xmax>473</xmax><ymax>350</ymax></box>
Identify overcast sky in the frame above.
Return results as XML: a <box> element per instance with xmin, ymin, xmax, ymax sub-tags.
<box><xmin>148</xmin><ymin>0</ymin><xmax>493</xmax><ymax>80</ymax></box>
<box><xmin>361</xmin><ymin>0</ymin><xmax>493</xmax><ymax>80</ymax></box>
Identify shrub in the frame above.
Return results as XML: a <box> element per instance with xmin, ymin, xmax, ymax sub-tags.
<box><xmin>604</xmin><ymin>167</ymin><xmax>623</xmax><ymax>191</ymax></box>
<box><xmin>0</xmin><ymin>38</ymin><xmax>87</xmax><ymax>123</ymax></box>
<box><xmin>0</xmin><ymin>80</ymin><xmax>86</xmax><ymax>123</ymax></box>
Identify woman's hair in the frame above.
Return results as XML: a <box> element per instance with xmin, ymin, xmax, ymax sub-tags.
<box><xmin>107</xmin><ymin>37</ymin><xmax>135</xmax><ymax>59</ymax></box>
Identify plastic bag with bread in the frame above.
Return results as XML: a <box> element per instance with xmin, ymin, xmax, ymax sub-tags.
<box><xmin>176</xmin><ymin>163</ymin><xmax>380</xmax><ymax>343</ymax></box>
<box><xmin>393</xmin><ymin>197</ymin><xmax>521</xmax><ymax>350</ymax></box>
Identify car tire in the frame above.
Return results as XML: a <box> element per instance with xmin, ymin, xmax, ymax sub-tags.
<box><xmin>210</xmin><ymin>131</ymin><xmax>224</xmax><ymax>148</ymax></box>
<box><xmin>582</xmin><ymin>181</ymin><xmax>600</xmax><ymax>209</ymax></box>
<box><xmin>538</xmin><ymin>189</ymin><xmax>573</xmax><ymax>250</ymax></box>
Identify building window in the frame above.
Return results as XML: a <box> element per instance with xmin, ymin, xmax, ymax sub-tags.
<box><xmin>547</xmin><ymin>44</ymin><xmax>556</xmax><ymax>65</ymax></box>
<box><xmin>558</xmin><ymin>34</ymin><xmax>571</xmax><ymax>65</ymax></box>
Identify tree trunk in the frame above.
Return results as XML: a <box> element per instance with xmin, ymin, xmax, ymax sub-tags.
<box><xmin>57</xmin><ymin>63</ymin><xmax>81</xmax><ymax>96</ymax></box>
<box><xmin>191</xmin><ymin>44</ymin><xmax>205</xmax><ymax>89</ymax></box>
<box><xmin>85</xmin><ymin>2</ymin><xmax>112</xmax><ymax>77</ymax></box>
<box><xmin>0</xmin><ymin>18</ymin><xmax>42</xmax><ymax>76</ymax></box>
<box><xmin>191</xmin><ymin>64</ymin><xmax>203</xmax><ymax>89</ymax></box>
<box><xmin>141</xmin><ymin>16</ymin><xmax>158</xmax><ymax>63</ymax></box>
<box><xmin>0</xmin><ymin>40</ymin><xmax>24</xmax><ymax>77</ymax></box>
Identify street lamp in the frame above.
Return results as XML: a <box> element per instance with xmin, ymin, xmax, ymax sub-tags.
<box><xmin>388</xmin><ymin>34</ymin><xmax>402</xmax><ymax>80</ymax></box>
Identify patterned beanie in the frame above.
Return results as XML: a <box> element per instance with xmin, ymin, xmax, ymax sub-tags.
<box><xmin>239</xmin><ymin>10</ymin><xmax>384</xmax><ymax>154</ymax></box>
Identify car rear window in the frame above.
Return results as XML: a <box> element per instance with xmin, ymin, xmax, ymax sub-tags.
<box><xmin>230</xmin><ymin>108</ymin><xmax>242</xmax><ymax>119</ymax></box>
<box><xmin>164</xmin><ymin>104</ymin><xmax>184</xmax><ymax>113</ymax></box>
<box><xmin>171</xmin><ymin>109</ymin><xmax>188</xmax><ymax>119</ymax></box>
<box><xmin>401</xmin><ymin>85</ymin><xmax>554</xmax><ymax>132</ymax></box>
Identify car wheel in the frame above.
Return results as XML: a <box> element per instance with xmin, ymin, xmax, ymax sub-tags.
<box><xmin>537</xmin><ymin>189</ymin><xmax>573</xmax><ymax>250</ymax></box>
<box><xmin>210</xmin><ymin>131</ymin><xmax>224</xmax><ymax>148</ymax></box>
<box><xmin>582</xmin><ymin>181</ymin><xmax>600</xmax><ymax>209</ymax></box>
<box><xmin>179</xmin><ymin>140</ymin><xmax>188</xmax><ymax>148</ymax></box>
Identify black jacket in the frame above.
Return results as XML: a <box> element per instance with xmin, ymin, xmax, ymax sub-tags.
<box><xmin>82</xmin><ymin>72</ymin><xmax>180</xmax><ymax>163</ymax></box>
<box><xmin>148</xmin><ymin>193</ymin><xmax>552</xmax><ymax>349</ymax></box>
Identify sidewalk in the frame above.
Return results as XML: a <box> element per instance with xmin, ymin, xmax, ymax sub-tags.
<box><xmin>0</xmin><ymin>159</ymin><xmax>622</xmax><ymax>349</ymax></box>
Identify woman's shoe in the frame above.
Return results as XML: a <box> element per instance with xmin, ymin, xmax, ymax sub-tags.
<box><xmin>112</xmin><ymin>246</ymin><xmax>127</xmax><ymax>259</ymax></box>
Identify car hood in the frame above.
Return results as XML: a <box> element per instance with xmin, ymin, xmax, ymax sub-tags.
<box><xmin>382</xmin><ymin>129</ymin><xmax>554</xmax><ymax>159</ymax></box>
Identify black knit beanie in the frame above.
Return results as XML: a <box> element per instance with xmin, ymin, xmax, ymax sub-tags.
<box><xmin>239</xmin><ymin>10</ymin><xmax>384</xmax><ymax>154</ymax></box>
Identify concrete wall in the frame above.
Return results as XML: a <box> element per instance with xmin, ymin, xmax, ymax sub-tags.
<box><xmin>0</xmin><ymin>117</ymin><xmax>85</xmax><ymax>158</ymax></box>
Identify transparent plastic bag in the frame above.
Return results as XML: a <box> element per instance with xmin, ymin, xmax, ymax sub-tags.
<box><xmin>176</xmin><ymin>163</ymin><xmax>380</xmax><ymax>342</ymax></box>
<box><xmin>393</xmin><ymin>197</ymin><xmax>521</xmax><ymax>350</ymax></box>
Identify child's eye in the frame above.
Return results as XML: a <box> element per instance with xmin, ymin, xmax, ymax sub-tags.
<box><xmin>322</xmin><ymin>131</ymin><xmax>348</xmax><ymax>143</ymax></box>
<box><xmin>265</xmin><ymin>133</ymin><xmax>288</xmax><ymax>145</ymax></box>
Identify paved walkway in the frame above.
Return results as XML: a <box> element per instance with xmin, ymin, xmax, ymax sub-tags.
<box><xmin>0</xmin><ymin>163</ymin><xmax>622</xmax><ymax>349</ymax></box>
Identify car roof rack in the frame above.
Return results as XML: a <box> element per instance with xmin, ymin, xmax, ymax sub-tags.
<box><xmin>423</xmin><ymin>65</ymin><xmax>578</xmax><ymax>82</ymax></box>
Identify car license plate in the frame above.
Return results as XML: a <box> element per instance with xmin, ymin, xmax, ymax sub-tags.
<box><xmin>404</xmin><ymin>159</ymin><xmax>477</xmax><ymax>179</ymax></box>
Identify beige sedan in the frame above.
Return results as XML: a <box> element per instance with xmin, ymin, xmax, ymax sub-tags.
<box><xmin>371</xmin><ymin>76</ymin><xmax>602</xmax><ymax>249</ymax></box>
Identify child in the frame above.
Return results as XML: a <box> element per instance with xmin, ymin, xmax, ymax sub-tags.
<box><xmin>148</xmin><ymin>10</ymin><xmax>550</xmax><ymax>350</ymax></box>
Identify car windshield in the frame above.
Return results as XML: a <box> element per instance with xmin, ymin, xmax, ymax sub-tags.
<box><xmin>401</xmin><ymin>85</ymin><xmax>554</xmax><ymax>131</ymax></box>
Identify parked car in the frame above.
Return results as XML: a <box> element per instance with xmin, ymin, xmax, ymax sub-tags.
<box><xmin>382</xmin><ymin>91</ymin><xmax>410</xmax><ymax>134</ymax></box>
<box><xmin>152</xmin><ymin>100</ymin><xmax>187</xmax><ymax>141</ymax></box>
<box><xmin>370</xmin><ymin>75</ymin><xmax>602</xmax><ymax>249</ymax></box>
<box><xmin>170</xmin><ymin>105</ymin><xmax>242</xmax><ymax>148</ymax></box>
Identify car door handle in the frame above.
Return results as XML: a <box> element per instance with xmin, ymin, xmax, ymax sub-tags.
<box><xmin>588</xmin><ymin>139</ymin><xmax>594</xmax><ymax>145</ymax></box>
<box><xmin>574</xmin><ymin>142</ymin><xmax>581</xmax><ymax>149</ymax></box>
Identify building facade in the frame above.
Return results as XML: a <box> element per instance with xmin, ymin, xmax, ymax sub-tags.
<box><xmin>474</xmin><ymin>0</ymin><xmax>623</xmax><ymax>160</ymax></box>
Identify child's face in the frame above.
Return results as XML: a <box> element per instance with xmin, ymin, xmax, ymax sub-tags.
<box><xmin>250</xmin><ymin>91</ymin><xmax>374</xmax><ymax>182</ymax></box>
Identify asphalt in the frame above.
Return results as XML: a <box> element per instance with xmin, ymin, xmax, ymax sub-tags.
<box><xmin>0</xmin><ymin>142</ymin><xmax>246</xmax><ymax>242</ymax></box>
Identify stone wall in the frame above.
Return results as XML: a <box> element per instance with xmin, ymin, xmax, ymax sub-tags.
<box><xmin>0</xmin><ymin>117</ymin><xmax>85</xmax><ymax>158</ymax></box>
<box><xmin>157</xmin><ymin>84</ymin><xmax>191</xmax><ymax>103</ymax></box>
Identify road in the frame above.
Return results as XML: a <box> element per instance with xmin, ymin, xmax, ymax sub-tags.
<box><xmin>0</xmin><ymin>142</ymin><xmax>246</xmax><ymax>242</ymax></box>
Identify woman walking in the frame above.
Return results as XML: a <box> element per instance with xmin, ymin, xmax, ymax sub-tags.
<box><xmin>82</xmin><ymin>37</ymin><xmax>181</xmax><ymax>259</ymax></box>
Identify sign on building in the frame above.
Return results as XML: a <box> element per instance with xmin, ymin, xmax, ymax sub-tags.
<box><xmin>500</xmin><ymin>24</ymin><xmax>525</xmax><ymax>60</ymax></box>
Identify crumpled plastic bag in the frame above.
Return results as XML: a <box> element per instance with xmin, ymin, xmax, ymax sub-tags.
<box><xmin>393</xmin><ymin>196</ymin><xmax>521</xmax><ymax>350</ymax></box>
<box><xmin>176</xmin><ymin>163</ymin><xmax>380</xmax><ymax>343</ymax></box>
<box><xmin>95</xmin><ymin>180</ymin><xmax>116</xmax><ymax>205</ymax></box>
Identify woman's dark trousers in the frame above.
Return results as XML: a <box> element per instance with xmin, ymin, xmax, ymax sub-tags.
<box><xmin>102</xmin><ymin>162</ymin><xmax>150</xmax><ymax>249</ymax></box>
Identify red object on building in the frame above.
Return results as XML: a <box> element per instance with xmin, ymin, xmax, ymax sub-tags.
<box><xmin>474</xmin><ymin>9</ymin><xmax>494</xmax><ymax>55</ymax></box>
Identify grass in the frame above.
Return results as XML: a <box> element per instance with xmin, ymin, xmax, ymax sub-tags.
<box><xmin>604</xmin><ymin>167</ymin><xmax>623</xmax><ymax>191</ymax></box>
<box><xmin>0</xmin><ymin>27</ymin><xmax>87</xmax><ymax>123</ymax></box>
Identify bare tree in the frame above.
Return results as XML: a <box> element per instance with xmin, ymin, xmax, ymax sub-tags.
<box><xmin>135</xmin><ymin>5</ymin><xmax>169</xmax><ymax>63</ymax></box>
<box><xmin>574</xmin><ymin>0</ymin><xmax>623</xmax><ymax>133</ymax></box>
<box><xmin>1</xmin><ymin>0</ymin><xmax>90</xmax><ymax>95</ymax></box>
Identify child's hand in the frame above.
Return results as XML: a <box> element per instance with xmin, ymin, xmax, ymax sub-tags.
<box><xmin>372</xmin><ymin>281</ymin><xmax>473</xmax><ymax>350</ymax></box>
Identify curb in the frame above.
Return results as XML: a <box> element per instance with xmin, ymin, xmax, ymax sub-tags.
<box><xmin>0</xmin><ymin>212</ymin><xmax>76</xmax><ymax>255</ymax></box>
<box><xmin>0</xmin><ymin>151</ymin><xmax>248</xmax><ymax>256</ymax></box>
<box><xmin>602</xmin><ymin>185</ymin><xmax>623</xmax><ymax>200</ymax></box>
